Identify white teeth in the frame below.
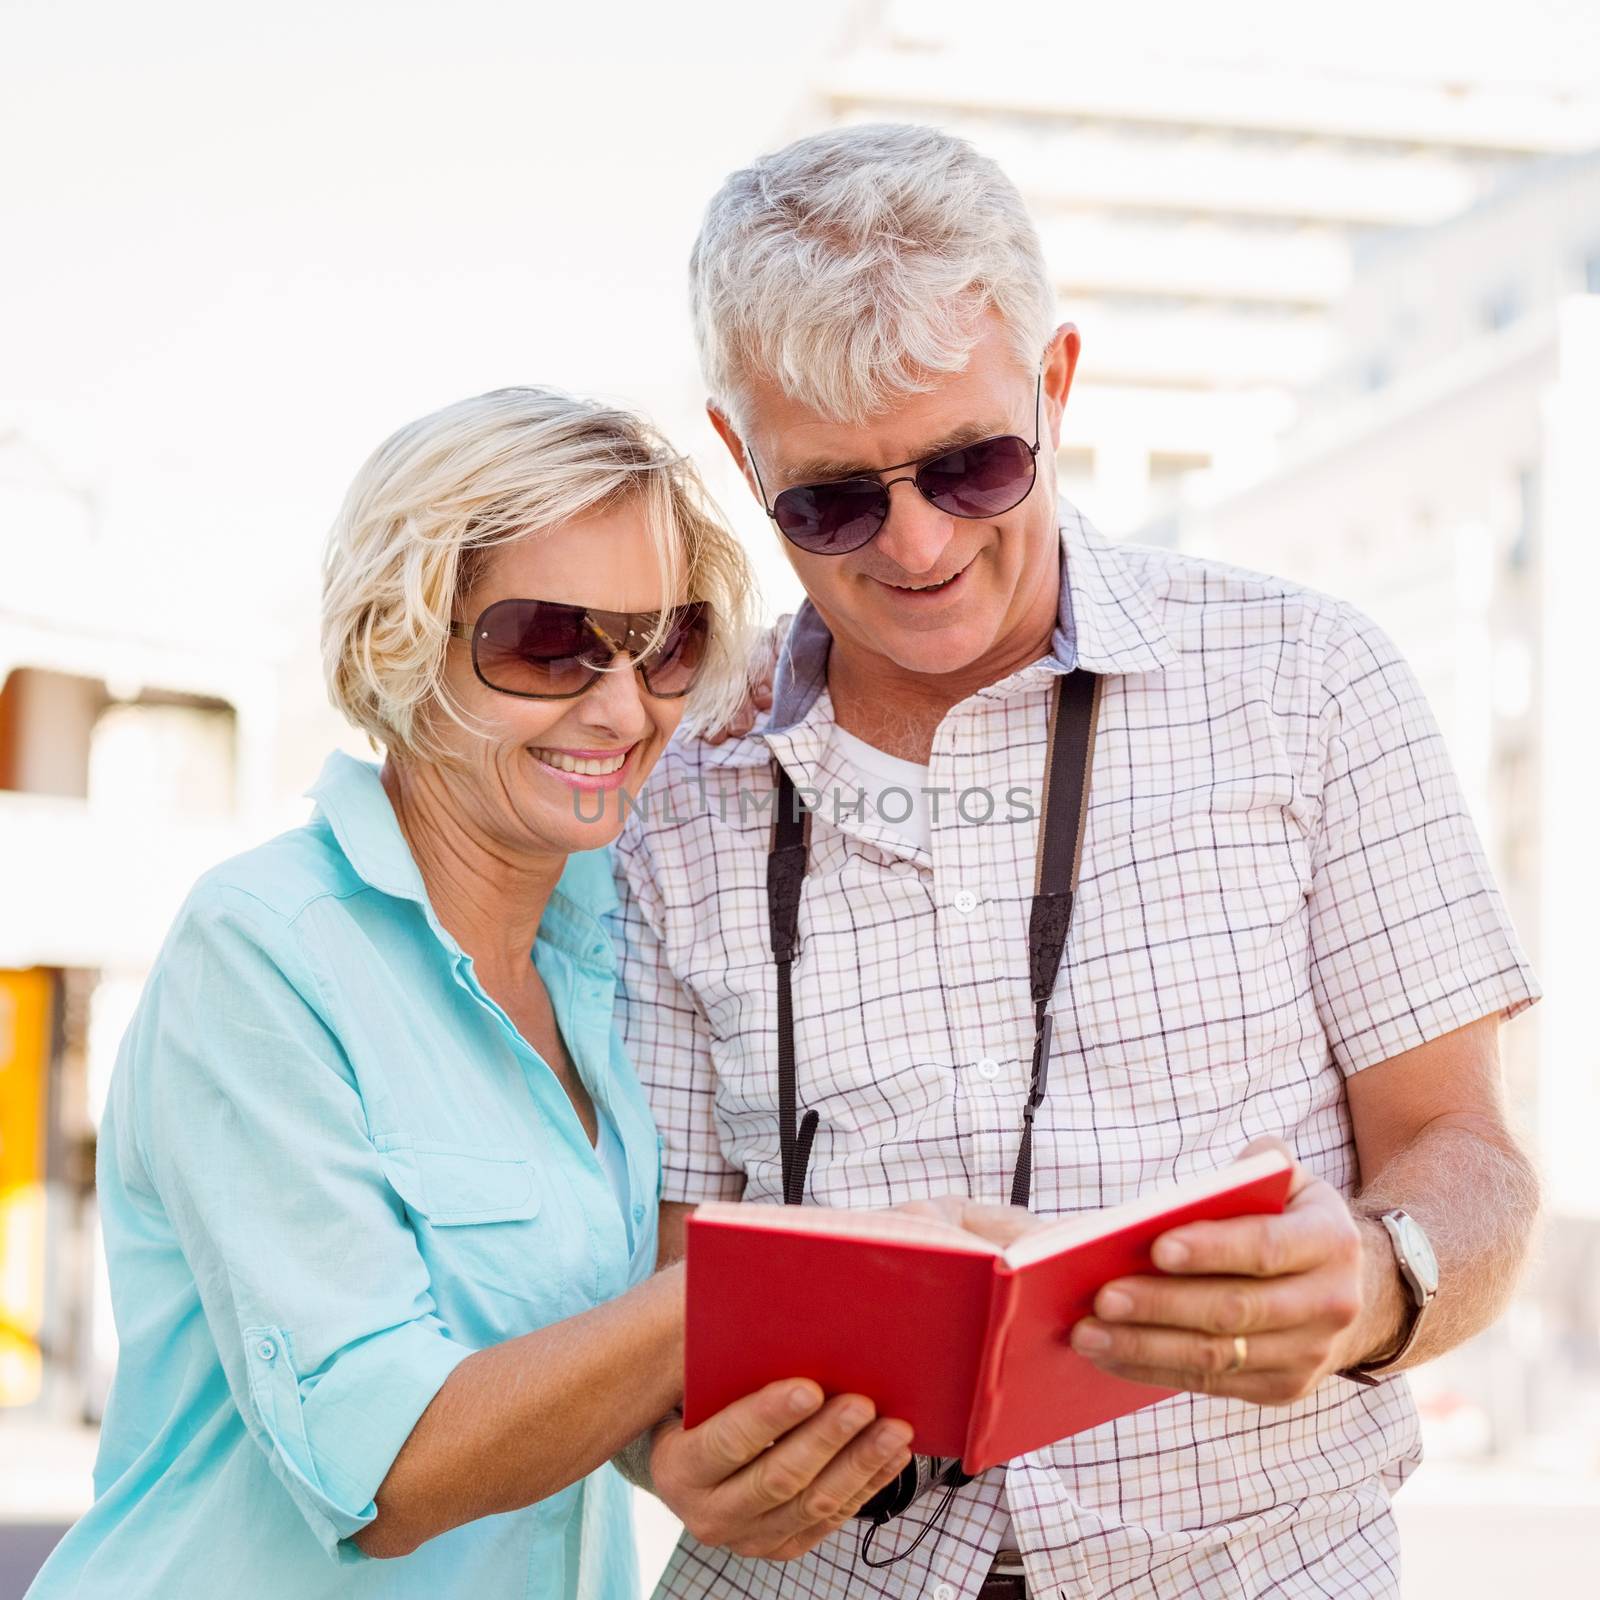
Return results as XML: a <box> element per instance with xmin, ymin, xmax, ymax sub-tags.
<box><xmin>531</xmin><ymin>748</ymin><xmax>629</xmax><ymax>776</ymax></box>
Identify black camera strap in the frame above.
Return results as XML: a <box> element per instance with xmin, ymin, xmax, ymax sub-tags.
<box><xmin>767</xmin><ymin>668</ymin><xmax>1102</xmax><ymax>1212</ymax></box>
<box><xmin>1011</xmin><ymin>665</ymin><xmax>1101</xmax><ymax>1208</ymax></box>
<box><xmin>769</xmin><ymin>770</ymin><xmax>817</xmax><ymax>1207</ymax></box>
<box><xmin>764</xmin><ymin>668</ymin><xmax>1102</xmax><ymax>1552</ymax></box>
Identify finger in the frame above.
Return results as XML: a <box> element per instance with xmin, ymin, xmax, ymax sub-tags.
<box><xmin>760</xmin><ymin>1417</ymin><xmax>915</xmax><ymax>1542</ymax></box>
<box><xmin>891</xmin><ymin>1196</ymin><xmax>970</xmax><ymax>1229</ymax></box>
<box><xmin>702</xmin><ymin>705</ymin><xmax>759</xmax><ymax>746</ymax></box>
<box><xmin>1080</xmin><ymin>1356</ymin><xmax>1311</xmax><ymax>1407</ymax></box>
<box><xmin>717</xmin><ymin>1393</ymin><xmax>879</xmax><ymax>1517</ymax></box>
<box><xmin>682</xmin><ymin>1380</ymin><xmax>825</xmax><ymax>1484</ymax></box>
<box><xmin>1071</xmin><ymin>1319</ymin><xmax>1316</xmax><ymax>1380</ymax></box>
<box><xmin>1152</xmin><ymin>1189</ymin><xmax>1357</xmax><ymax>1279</ymax></box>
<box><xmin>954</xmin><ymin>1201</ymin><xmax>1040</xmax><ymax>1249</ymax></box>
<box><xmin>1092</xmin><ymin>1273</ymin><xmax>1331</xmax><ymax>1336</ymax></box>
<box><xmin>763</xmin><ymin>1442</ymin><xmax>915</xmax><ymax>1559</ymax></box>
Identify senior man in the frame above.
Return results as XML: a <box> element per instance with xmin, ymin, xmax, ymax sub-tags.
<box><xmin>616</xmin><ymin>124</ymin><xmax>1540</xmax><ymax>1598</ymax></box>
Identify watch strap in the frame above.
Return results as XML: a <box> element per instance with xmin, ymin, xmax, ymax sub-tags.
<box><xmin>1341</xmin><ymin>1210</ymin><xmax>1435</xmax><ymax>1386</ymax></box>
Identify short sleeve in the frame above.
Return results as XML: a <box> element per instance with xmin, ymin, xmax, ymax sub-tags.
<box><xmin>1307</xmin><ymin>605</ymin><xmax>1540</xmax><ymax>1075</ymax></box>
<box><xmin>128</xmin><ymin>886</ymin><xmax>474</xmax><ymax>1559</ymax></box>
<box><xmin>612</xmin><ymin>823</ymin><xmax>745</xmax><ymax>1205</ymax></box>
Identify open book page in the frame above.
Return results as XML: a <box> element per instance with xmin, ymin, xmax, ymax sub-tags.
<box><xmin>691</xmin><ymin>1200</ymin><xmax>1004</xmax><ymax>1256</ymax></box>
<box><xmin>998</xmin><ymin>1149</ymin><xmax>1295</xmax><ymax>1270</ymax></box>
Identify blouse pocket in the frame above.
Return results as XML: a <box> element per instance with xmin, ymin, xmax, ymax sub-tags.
<box><xmin>374</xmin><ymin>1138</ymin><xmax>562</xmax><ymax>1330</ymax></box>
<box><xmin>384</xmin><ymin>1142</ymin><xmax>540</xmax><ymax>1224</ymax></box>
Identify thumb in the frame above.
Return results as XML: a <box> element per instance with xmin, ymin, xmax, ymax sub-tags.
<box><xmin>1237</xmin><ymin>1134</ymin><xmax>1310</xmax><ymax>1198</ymax></box>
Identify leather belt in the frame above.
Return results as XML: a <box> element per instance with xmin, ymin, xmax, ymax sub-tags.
<box><xmin>976</xmin><ymin>1575</ymin><xmax>1027</xmax><ymax>1600</ymax></box>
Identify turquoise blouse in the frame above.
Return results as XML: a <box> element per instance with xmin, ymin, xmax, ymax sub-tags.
<box><xmin>27</xmin><ymin>752</ymin><xmax>662</xmax><ymax>1600</ymax></box>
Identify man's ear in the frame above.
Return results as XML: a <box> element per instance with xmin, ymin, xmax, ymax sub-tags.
<box><xmin>1042</xmin><ymin>323</ymin><xmax>1081</xmax><ymax>449</ymax></box>
<box><xmin>706</xmin><ymin>402</ymin><xmax>755</xmax><ymax>495</ymax></box>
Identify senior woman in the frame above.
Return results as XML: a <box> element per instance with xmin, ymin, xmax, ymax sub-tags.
<box><xmin>26</xmin><ymin>389</ymin><xmax>914</xmax><ymax>1600</ymax></box>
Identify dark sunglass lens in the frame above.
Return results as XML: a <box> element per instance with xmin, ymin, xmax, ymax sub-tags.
<box><xmin>918</xmin><ymin>436</ymin><xmax>1037</xmax><ymax>519</ymax></box>
<box><xmin>636</xmin><ymin>605</ymin><xmax>707</xmax><ymax>696</ymax></box>
<box><xmin>773</xmin><ymin>480</ymin><xmax>889</xmax><ymax>555</ymax></box>
<box><xmin>473</xmin><ymin>600</ymin><xmax>595</xmax><ymax>696</ymax></box>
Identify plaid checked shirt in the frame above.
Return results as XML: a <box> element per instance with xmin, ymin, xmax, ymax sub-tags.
<box><xmin>614</xmin><ymin>507</ymin><xmax>1538</xmax><ymax>1600</ymax></box>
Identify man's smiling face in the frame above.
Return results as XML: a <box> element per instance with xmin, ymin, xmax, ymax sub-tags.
<box><xmin>721</xmin><ymin>313</ymin><xmax>1079</xmax><ymax>689</ymax></box>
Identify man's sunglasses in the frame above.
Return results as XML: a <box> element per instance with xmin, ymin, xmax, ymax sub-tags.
<box><xmin>748</xmin><ymin>373</ymin><xmax>1043</xmax><ymax>556</ymax></box>
<box><xmin>448</xmin><ymin>598</ymin><xmax>711</xmax><ymax>700</ymax></box>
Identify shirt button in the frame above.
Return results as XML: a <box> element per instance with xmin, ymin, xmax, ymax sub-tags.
<box><xmin>256</xmin><ymin>1340</ymin><xmax>277</xmax><ymax>1363</ymax></box>
<box><xmin>933</xmin><ymin>1584</ymin><xmax>957</xmax><ymax>1600</ymax></box>
<box><xmin>975</xmin><ymin>1057</ymin><xmax>1001</xmax><ymax>1080</ymax></box>
<box><xmin>632</xmin><ymin>1203</ymin><xmax>645</xmax><ymax>1223</ymax></box>
<box><xmin>951</xmin><ymin>889</ymin><xmax>979</xmax><ymax>916</ymax></box>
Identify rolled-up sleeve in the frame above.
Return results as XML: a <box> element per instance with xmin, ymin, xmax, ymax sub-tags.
<box><xmin>1307</xmin><ymin>604</ymin><xmax>1540</xmax><ymax>1075</ymax></box>
<box><xmin>130</xmin><ymin>884</ymin><xmax>474</xmax><ymax>1558</ymax></box>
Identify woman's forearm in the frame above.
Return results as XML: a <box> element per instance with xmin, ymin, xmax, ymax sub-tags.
<box><xmin>356</xmin><ymin>1262</ymin><xmax>686</xmax><ymax>1558</ymax></box>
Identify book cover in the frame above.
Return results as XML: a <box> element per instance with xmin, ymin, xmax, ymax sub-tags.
<box><xmin>684</xmin><ymin>1151</ymin><xmax>1295</xmax><ymax>1471</ymax></box>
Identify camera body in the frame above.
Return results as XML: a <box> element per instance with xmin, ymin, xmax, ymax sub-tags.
<box><xmin>858</xmin><ymin>1454</ymin><xmax>972</xmax><ymax>1524</ymax></box>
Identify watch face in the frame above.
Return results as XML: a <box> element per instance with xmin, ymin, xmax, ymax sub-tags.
<box><xmin>1395</xmin><ymin>1213</ymin><xmax>1440</xmax><ymax>1296</ymax></box>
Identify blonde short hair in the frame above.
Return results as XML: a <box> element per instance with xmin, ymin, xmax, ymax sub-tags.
<box><xmin>322</xmin><ymin>386</ymin><xmax>757</xmax><ymax>762</ymax></box>
<box><xmin>691</xmin><ymin>123</ymin><xmax>1056</xmax><ymax>426</ymax></box>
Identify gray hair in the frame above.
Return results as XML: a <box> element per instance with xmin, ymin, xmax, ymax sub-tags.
<box><xmin>690</xmin><ymin>123</ymin><xmax>1056</xmax><ymax>426</ymax></box>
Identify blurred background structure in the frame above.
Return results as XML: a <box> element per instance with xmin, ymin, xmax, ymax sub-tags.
<box><xmin>2</xmin><ymin>2</ymin><xmax>1598</xmax><ymax>1594</ymax></box>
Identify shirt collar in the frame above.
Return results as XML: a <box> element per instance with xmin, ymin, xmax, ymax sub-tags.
<box><xmin>716</xmin><ymin>501</ymin><xmax>1175</xmax><ymax>766</ymax></box>
<box><xmin>307</xmin><ymin>750</ymin><xmax>431</xmax><ymax>906</ymax></box>
<box><xmin>1053</xmin><ymin>501</ymin><xmax>1179</xmax><ymax>677</ymax></box>
<box><xmin>306</xmin><ymin>751</ymin><xmax>618</xmax><ymax>969</ymax></box>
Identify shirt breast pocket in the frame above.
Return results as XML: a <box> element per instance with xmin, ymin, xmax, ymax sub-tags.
<box><xmin>1071</xmin><ymin>805</ymin><xmax>1314</xmax><ymax>1099</ymax></box>
<box><xmin>374</xmin><ymin>1138</ymin><xmax>564</xmax><ymax>1333</ymax></box>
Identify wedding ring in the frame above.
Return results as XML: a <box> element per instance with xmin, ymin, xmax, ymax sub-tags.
<box><xmin>1226</xmin><ymin>1335</ymin><xmax>1249</xmax><ymax>1374</ymax></box>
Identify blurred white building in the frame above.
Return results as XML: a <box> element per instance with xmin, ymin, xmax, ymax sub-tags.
<box><xmin>819</xmin><ymin>1</ymin><xmax>1600</xmax><ymax>533</ymax></box>
<box><xmin>0</xmin><ymin>437</ymin><xmax>289</xmax><ymax>1418</ymax></box>
<box><xmin>1180</xmin><ymin>149</ymin><xmax>1600</xmax><ymax>1217</ymax></box>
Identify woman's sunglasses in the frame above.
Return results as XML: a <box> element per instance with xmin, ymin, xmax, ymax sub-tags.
<box><xmin>449</xmin><ymin>598</ymin><xmax>711</xmax><ymax>700</ymax></box>
<box><xmin>748</xmin><ymin>373</ymin><xmax>1043</xmax><ymax>556</ymax></box>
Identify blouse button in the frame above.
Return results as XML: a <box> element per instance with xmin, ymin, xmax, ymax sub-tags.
<box><xmin>632</xmin><ymin>1204</ymin><xmax>646</xmax><ymax>1223</ymax></box>
<box><xmin>256</xmin><ymin>1339</ymin><xmax>277</xmax><ymax>1363</ymax></box>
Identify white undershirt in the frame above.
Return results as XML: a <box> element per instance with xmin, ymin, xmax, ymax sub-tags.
<box><xmin>830</xmin><ymin>726</ymin><xmax>933</xmax><ymax>852</ymax></box>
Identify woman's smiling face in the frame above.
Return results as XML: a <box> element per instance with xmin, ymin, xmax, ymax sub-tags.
<box><xmin>428</xmin><ymin>498</ymin><xmax>690</xmax><ymax>857</ymax></box>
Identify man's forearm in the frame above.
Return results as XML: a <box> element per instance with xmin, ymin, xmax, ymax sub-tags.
<box><xmin>1344</xmin><ymin>1113</ymin><xmax>1541</xmax><ymax>1372</ymax></box>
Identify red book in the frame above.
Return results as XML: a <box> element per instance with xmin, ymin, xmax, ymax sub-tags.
<box><xmin>684</xmin><ymin>1150</ymin><xmax>1294</xmax><ymax>1473</ymax></box>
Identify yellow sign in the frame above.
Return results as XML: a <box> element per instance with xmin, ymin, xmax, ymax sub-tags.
<box><xmin>0</xmin><ymin>966</ymin><xmax>52</xmax><ymax>1407</ymax></box>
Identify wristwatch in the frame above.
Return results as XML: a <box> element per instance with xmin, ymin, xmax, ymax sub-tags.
<box><xmin>1344</xmin><ymin>1209</ymin><xmax>1439</xmax><ymax>1386</ymax></box>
